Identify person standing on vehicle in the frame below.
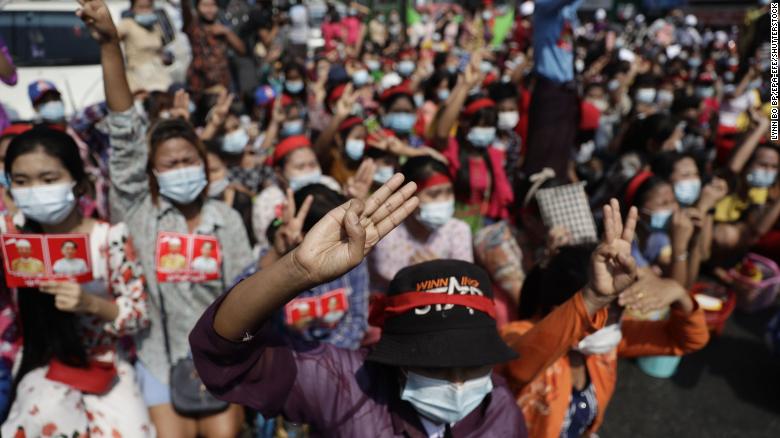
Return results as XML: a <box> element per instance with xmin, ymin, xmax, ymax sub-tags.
<box><xmin>181</xmin><ymin>0</ymin><xmax>246</xmax><ymax>102</ymax></box>
<box><xmin>116</xmin><ymin>0</ymin><xmax>173</xmax><ymax>94</ymax></box>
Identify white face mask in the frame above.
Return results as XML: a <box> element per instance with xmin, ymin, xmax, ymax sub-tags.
<box><xmin>466</xmin><ymin>127</ymin><xmax>496</xmax><ymax>148</ymax></box>
<box><xmin>155</xmin><ymin>165</ymin><xmax>208</xmax><ymax>204</ymax></box>
<box><xmin>288</xmin><ymin>169</ymin><xmax>322</xmax><ymax>192</ymax></box>
<box><xmin>345</xmin><ymin>138</ymin><xmax>366</xmax><ymax>161</ymax></box>
<box><xmin>401</xmin><ymin>371</ymin><xmax>493</xmax><ymax>425</ymax></box>
<box><xmin>222</xmin><ymin>129</ymin><xmax>249</xmax><ymax>154</ymax></box>
<box><xmin>208</xmin><ymin>176</ymin><xmax>230</xmax><ymax>198</ymax></box>
<box><xmin>497</xmin><ymin>111</ymin><xmax>519</xmax><ymax>131</ymax></box>
<box><xmin>674</xmin><ymin>178</ymin><xmax>701</xmax><ymax>206</ymax></box>
<box><xmin>373</xmin><ymin>166</ymin><xmax>395</xmax><ymax>184</ymax></box>
<box><xmin>575</xmin><ymin>323</ymin><xmax>622</xmax><ymax>355</ymax></box>
<box><xmin>416</xmin><ymin>199</ymin><xmax>454</xmax><ymax>229</ymax></box>
<box><xmin>11</xmin><ymin>182</ymin><xmax>77</xmax><ymax>225</ymax></box>
<box><xmin>38</xmin><ymin>100</ymin><xmax>66</xmax><ymax>122</ymax></box>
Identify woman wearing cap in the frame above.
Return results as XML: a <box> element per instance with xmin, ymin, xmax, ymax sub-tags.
<box><xmin>432</xmin><ymin>55</ymin><xmax>514</xmax><ymax>232</ymax></box>
<box><xmin>501</xmin><ymin>241</ymin><xmax>708</xmax><ymax>438</ymax></box>
<box><xmin>83</xmin><ymin>3</ymin><xmax>253</xmax><ymax>435</ymax></box>
<box><xmin>190</xmin><ymin>162</ymin><xmax>641</xmax><ymax>436</ymax></box>
<box><xmin>369</xmin><ymin>156</ymin><xmax>473</xmax><ymax>292</ymax></box>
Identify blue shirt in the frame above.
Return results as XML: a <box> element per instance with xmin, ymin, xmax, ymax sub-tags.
<box><xmin>533</xmin><ymin>0</ymin><xmax>583</xmax><ymax>83</ymax></box>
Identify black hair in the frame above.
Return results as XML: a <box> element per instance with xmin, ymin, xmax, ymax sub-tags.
<box><xmin>6</xmin><ymin>127</ymin><xmax>88</xmax><ymax>189</ymax></box>
<box><xmin>626</xmin><ymin>174</ymin><xmax>670</xmax><ymax>210</ymax></box>
<box><xmin>294</xmin><ymin>183</ymin><xmax>347</xmax><ymax>232</ymax></box>
<box><xmin>380</xmin><ymin>92</ymin><xmax>416</xmax><ymax>112</ymax></box>
<box><xmin>453</xmin><ymin>94</ymin><xmax>497</xmax><ymax>203</ymax></box>
<box><xmin>650</xmin><ymin>151</ymin><xmax>699</xmax><ymax>181</ymax></box>
<box><xmin>517</xmin><ymin>244</ymin><xmax>596</xmax><ymax>319</ymax></box>
<box><xmin>400</xmin><ymin>156</ymin><xmax>451</xmax><ymax>186</ymax></box>
<box><xmin>422</xmin><ymin>71</ymin><xmax>457</xmax><ymax>102</ymax></box>
<box><xmin>620</xmin><ymin>113</ymin><xmax>678</xmax><ymax>156</ymax></box>
<box><xmin>488</xmin><ymin>82</ymin><xmax>519</xmax><ymax>104</ymax></box>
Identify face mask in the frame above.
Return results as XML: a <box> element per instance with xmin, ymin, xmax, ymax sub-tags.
<box><xmin>38</xmin><ymin>100</ymin><xmax>65</xmax><ymax>122</ymax></box>
<box><xmin>466</xmin><ymin>127</ymin><xmax>496</xmax><ymax>148</ymax></box>
<box><xmin>657</xmin><ymin>90</ymin><xmax>674</xmax><ymax>106</ymax></box>
<box><xmin>401</xmin><ymin>371</ymin><xmax>493</xmax><ymax>425</ymax></box>
<box><xmin>747</xmin><ymin>169</ymin><xmax>778</xmax><ymax>188</ymax></box>
<box><xmin>155</xmin><ymin>165</ymin><xmax>207</xmax><ymax>204</ymax></box>
<box><xmin>688</xmin><ymin>58</ymin><xmax>701</xmax><ymax>68</ymax></box>
<box><xmin>12</xmin><ymin>182</ymin><xmax>77</xmax><ymax>225</ymax></box>
<box><xmin>397</xmin><ymin>60</ymin><xmax>415</xmax><ymax>77</ymax></box>
<box><xmin>208</xmin><ymin>177</ymin><xmax>230</xmax><ymax>198</ymax></box>
<box><xmin>437</xmin><ymin>89</ymin><xmax>450</xmax><ymax>102</ymax></box>
<box><xmin>366</xmin><ymin>59</ymin><xmax>380</xmax><ymax>71</ymax></box>
<box><xmin>480</xmin><ymin>60</ymin><xmax>493</xmax><ymax>73</ymax></box>
<box><xmin>413</xmin><ymin>93</ymin><xmax>424</xmax><ymax>108</ymax></box>
<box><xmin>135</xmin><ymin>12</ymin><xmax>157</xmax><ymax>27</ymax></box>
<box><xmin>648</xmin><ymin>209</ymin><xmax>673</xmax><ymax>230</ymax></box>
<box><xmin>695</xmin><ymin>87</ymin><xmax>714</xmax><ymax>99</ymax></box>
<box><xmin>222</xmin><ymin>129</ymin><xmax>249</xmax><ymax>154</ymax></box>
<box><xmin>373</xmin><ymin>166</ymin><xmax>394</xmax><ymax>184</ymax></box>
<box><xmin>0</xmin><ymin>171</ymin><xmax>9</xmax><ymax>188</ymax></box>
<box><xmin>748</xmin><ymin>79</ymin><xmax>762</xmax><ymax>90</ymax></box>
<box><xmin>285</xmin><ymin>80</ymin><xmax>304</xmax><ymax>94</ymax></box>
<box><xmin>591</xmin><ymin>99</ymin><xmax>609</xmax><ymax>113</ymax></box>
<box><xmin>353</xmin><ymin>70</ymin><xmax>371</xmax><ymax>87</ymax></box>
<box><xmin>634</xmin><ymin>88</ymin><xmax>656</xmax><ymax>105</ymax></box>
<box><xmin>446</xmin><ymin>65</ymin><xmax>458</xmax><ymax>74</ymax></box>
<box><xmin>575</xmin><ymin>323</ymin><xmax>622</xmax><ymax>355</ymax></box>
<box><xmin>288</xmin><ymin>169</ymin><xmax>321</xmax><ymax>191</ymax></box>
<box><xmin>497</xmin><ymin>111</ymin><xmax>519</xmax><ymax>131</ymax></box>
<box><xmin>607</xmin><ymin>79</ymin><xmax>620</xmax><ymax>92</ymax></box>
<box><xmin>282</xmin><ymin>119</ymin><xmax>305</xmax><ymax>137</ymax></box>
<box><xmin>344</xmin><ymin>138</ymin><xmax>365</xmax><ymax>161</ymax></box>
<box><xmin>674</xmin><ymin>179</ymin><xmax>701</xmax><ymax>206</ymax></box>
<box><xmin>416</xmin><ymin>199</ymin><xmax>454</xmax><ymax>229</ymax></box>
<box><xmin>383</xmin><ymin>112</ymin><xmax>417</xmax><ymax>134</ymax></box>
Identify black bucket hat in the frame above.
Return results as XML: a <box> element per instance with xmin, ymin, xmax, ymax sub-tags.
<box><xmin>366</xmin><ymin>259</ymin><xmax>518</xmax><ymax>368</ymax></box>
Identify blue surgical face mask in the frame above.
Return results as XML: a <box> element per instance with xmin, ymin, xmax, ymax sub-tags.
<box><xmin>135</xmin><ymin>12</ymin><xmax>158</xmax><ymax>27</ymax></box>
<box><xmin>416</xmin><ymin>199</ymin><xmax>454</xmax><ymax>229</ymax></box>
<box><xmin>288</xmin><ymin>169</ymin><xmax>322</xmax><ymax>191</ymax></box>
<box><xmin>373</xmin><ymin>166</ymin><xmax>394</xmax><ymax>184</ymax></box>
<box><xmin>688</xmin><ymin>58</ymin><xmax>701</xmax><ymax>68</ymax></box>
<box><xmin>466</xmin><ymin>127</ymin><xmax>496</xmax><ymax>148</ymax></box>
<box><xmin>437</xmin><ymin>89</ymin><xmax>450</xmax><ymax>102</ymax></box>
<box><xmin>344</xmin><ymin>138</ymin><xmax>365</xmax><ymax>161</ymax></box>
<box><xmin>282</xmin><ymin>119</ymin><xmax>305</xmax><ymax>137</ymax></box>
<box><xmin>634</xmin><ymin>88</ymin><xmax>656</xmax><ymax>105</ymax></box>
<box><xmin>383</xmin><ymin>112</ymin><xmax>417</xmax><ymax>134</ymax></box>
<box><xmin>647</xmin><ymin>209</ymin><xmax>673</xmax><ymax>230</ymax></box>
<box><xmin>285</xmin><ymin>80</ymin><xmax>304</xmax><ymax>94</ymax></box>
<box><xmin>695</xmin><ymin>86</ymin><xmax>714</xmax><ymax>99</ymax></box>
<box><xmin>480</xmin><ymin>60</ymin><xmax>493</xmax><ymax>73</ymax></box>
<box><xmin>366</xmin><ymin>59</ymin><xmax>380</xmax><ymax>71</ymax></box>
<box><xmin>154</xmin><ymin>165</ymin><xmax>208</xmax><ymax>204</ymax></box>
<box><xmin>401</xmin><ymin>371</ymin><xmax>493</xmax><ymax>424</ymax></box>
<box><xmin>747</xmin><ymin>168</ymin><xmax>777</xmax><ymax>188</ymax></box>
<box><xmin>353</xmin><ymin>70</ymin><xmax>371</xmax><ymax>87</ymax></box>
<box><xmin>222</xmin><ymin>128</ymin><xmax>249</xmax><ymax>154</ymax></box>
<box><xmin>38</xmin><ymin>100</ymin><xmax>65</xmax><ymax>122</ymax></box>
<box><xmin>674</xmin><ymin>179</ymin><xmax>701</xmax><ymax>206</ymax></box>
<box><xmin>397</xmin><ymin>60</ymin><xmax>415</xmax><ymax>77</ymax></box>
<box><xmin>11</xmin><ymin>182</ymin><xmax>77</xmax><ymax>225</ymax></box>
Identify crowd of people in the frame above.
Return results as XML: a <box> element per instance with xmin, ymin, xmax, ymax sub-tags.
<box><xmin>0</xmin><ymin>0</ymin><xmax>777</xmax><ymax>436</ymax></box>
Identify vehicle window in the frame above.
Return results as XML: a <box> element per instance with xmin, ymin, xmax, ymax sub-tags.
<box><xmin>0</xmin><ymin>11</ymin><xmax>101</xmax><ymax>66</ymax></box>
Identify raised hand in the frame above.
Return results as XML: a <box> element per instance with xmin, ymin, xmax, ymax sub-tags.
<box><xmin>292</xmin><ymin>174</ymin><xmax>419</xmax><ymax>284</ymax></box>
<box><xmin>345</xmin><ymin>158</ymin><xmax>376</xmax><ymax>200</ymax></box>
<box><xmin>208</xmin><ymin>90</ymin><xmax>234</xmax><ymax>127</ymax></box>
<box><xmin>273</xmin><ymin>189</ymin><xmax>313</xmax><ymax>256</ymax></box>
<box><xmin>76</xmin><ymin>0</ymin><xmax>119</xmax><ymax>43</ymax></box>
<box><xmin>334</xmin><ymin>84</ymin><xmax>357</xmax><ymax>119</ymax></box>
<box><xmin>169</xmin><ymin>89</ymin><xmax>192</xmax><ymax>121</ymax></box>
<box><xmin>586</xmin><ymin>199</ymin><xmax>638</xmax><ymax>310</ymax></box>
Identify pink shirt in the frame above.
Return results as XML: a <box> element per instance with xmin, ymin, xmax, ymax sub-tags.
<box><xmin>368</xmin><ymin>218</ymin><xmax>474</xmax><ymax>292</ymax></box>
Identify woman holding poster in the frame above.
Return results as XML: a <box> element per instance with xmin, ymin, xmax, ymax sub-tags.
<box><xmin>92</xmin><ymin>0</ymin><xmax>253</xmax><ymax>435</ymax></box>
<box><xmin>0</xmin><ymin>126</ymin><xmax>152</xmax><ymax>433</ymax></box>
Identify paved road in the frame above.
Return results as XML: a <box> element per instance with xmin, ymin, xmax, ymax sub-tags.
<box><xmin>601</xmin><ymin>306</ymin><xmax>780</xmax><ymax>438</ymax></box>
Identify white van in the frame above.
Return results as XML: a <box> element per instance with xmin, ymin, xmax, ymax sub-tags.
<box><xmin>0</xmin><ymin>0</ymin><xmax>190</xmax><ymax>121</ymax></box>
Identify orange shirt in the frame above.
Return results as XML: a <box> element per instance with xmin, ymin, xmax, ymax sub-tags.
<box><xmin>500</xmin><ymin>294</ymin><xmax>709</xmax><ymax>438</ymax></box>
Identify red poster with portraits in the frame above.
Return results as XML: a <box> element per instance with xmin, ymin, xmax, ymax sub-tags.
<box><xmin>1</xmin><ymin>233</ymin><xmax>93</xmax><ymax>287</ymax></box>
<box><xmin>285</xmin><ymin>297</ymin><xmax>320</xmax><ymax>329</ymax></box>
<box><xmin>155</xmin><ymin>232</ymin><xmax>221</xmax><ymax>283</ymax></box>
<box><xmin>319</xmin><ymin>288</ymin><xmax>349</xmax><ymax>327</ymax></box>
<box><xmin>284</xmin><ymin>288</ymin><xmax>349</xmax><ymax>331</ymax></box>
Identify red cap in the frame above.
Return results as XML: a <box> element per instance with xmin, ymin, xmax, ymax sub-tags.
<box><xmin>463</xmin><ymin>98</ymin><xmax>495</xmax><ymax>117</ymax></box>
<box><xmin>624</xmin><ymin>170</ymin><xmax>654</xmax><ymax>207</ymax></box>
<box><xmin>270</xmin><ymin>135</ymin><xmax>311</xmax><ymax>166</ymax></box>
<box><xmin>338</xmin><ymin>116</ymin><xmax>363</xmax><ymax>133</ymax></box>
<box><xmin>579</xmin><ymin>101</ymin><xmax>601</xmax><ymax>131</ymax></box>
<box><xmin>1</xmin><ymin>123</ymin><xmax>33</xmax><ymax>138</ymax></box>
<box><xmin>329</xmin><ymin>83</ymin><xmax>348</xmax><ymax>103</ymax></box>
<box><xmin>380</xmin><ymin>84</ymin><xmax>414</xmax><ymax>102</ymax></box>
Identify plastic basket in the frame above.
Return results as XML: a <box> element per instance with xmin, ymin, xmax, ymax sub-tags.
<box><xmin>637</xmin><ymin>355</ymin><xmax>682</xmax><ymax>379</ymax></box>
<box><xmin>729</xmin><ymin>253</ymin><xmax>780</xmax><ymax>313</ymax></box>
<box><xmin>690</xmin><ymin>282</ymin><xmax>736</xmax><ymax>336</ymax></box>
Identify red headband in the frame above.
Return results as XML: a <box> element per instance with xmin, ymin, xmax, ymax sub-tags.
<box><xmin>1</xmin><ymin>123</ymin><xmax>33</xmax><ymax>138</ymax></box>
<box><xmin>338</xmin><ymin>116</ymin><xmax>363</xmax><ymax>133</ymax></box>
<box><xmin>368</xmin><ymin>292</ymin><xmax>497</xmax><ymax>327</ymax></box>
<box><xmin>329</xmin><ymin>84</ymin><xmax>347</xmax><ymax>103</ymax></box>
<box><xmin>624</xmin><ymin>170</ymin><xmax>654</xmax><ymax>207</ymax></box>
<box><xmin>271</xmin><ymin>135</ymin><xmax>311</xmax><ymax>165</ymax></box>
<box><xmin>380</xmin><ymin>84</ymin><xmax>413</xmax><ymax>102</ymax></box>
<box><xmin>463</xmin><ymin>98</ymin><xmax>495</xmax><ymax>116</ymax></box>
<box><xmin>416</xmin><ymin>173</ymin><xmax>451</xmax><ymax>192</ymax></box>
